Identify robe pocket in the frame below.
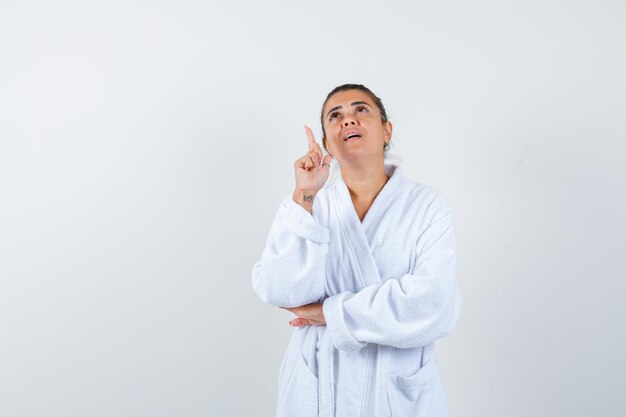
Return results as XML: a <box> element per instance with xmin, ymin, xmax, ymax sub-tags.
<box><xmin>386</xmin><ymin>358</ymin><xmax>436</xmax><ymax>417</ymax></box>
<box><xmin>276</xmin><ymin>352</ymin><xmax>319</xmax><ymax>417</ymax></box>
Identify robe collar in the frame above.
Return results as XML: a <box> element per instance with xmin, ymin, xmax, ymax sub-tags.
<box><xmin>329</xmin><ymin>163</ymin><xmax>411</xmax><ymax>288</ymax></box>
<box><xmin>333</xmin><ymin>163</ymin><xmax>409</xmax><ymax>229</ymax></box>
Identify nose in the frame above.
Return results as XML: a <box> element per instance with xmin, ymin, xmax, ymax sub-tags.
<box><xmin>342</xmin><ymin>112</ymin><xmax>358</xmax><ymax>127</ymax></box>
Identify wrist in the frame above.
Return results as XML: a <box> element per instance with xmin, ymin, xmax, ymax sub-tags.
<box><xmin>292</xmin><ymin>189</ymin><xmax>317</xmax><ymax>211</ymax></box>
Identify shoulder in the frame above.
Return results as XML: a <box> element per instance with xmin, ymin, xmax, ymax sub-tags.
<box><xmin>402</xmin><ymin>180</ymin><xmax>453</xmax><ymax>224</ymax></box>
<box><xmin>390</xmin><ymin>166</ymin><xmax>452</xmax><ymax>215</ymax></box>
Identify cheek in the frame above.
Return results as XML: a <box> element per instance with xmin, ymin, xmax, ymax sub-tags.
<box><xmin>327</xmin><ymin>125</ymin><xmax>342</xmax><ymax>139</ymax></box>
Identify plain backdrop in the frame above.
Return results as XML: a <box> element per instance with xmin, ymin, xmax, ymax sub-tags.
<box><xmin>1</xmin><ymin>1</ymin><xmax>625</xmax><ymax>416</ymax></box>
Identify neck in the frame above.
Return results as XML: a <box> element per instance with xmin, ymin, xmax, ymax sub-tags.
<box><xmin>340</xmin><ymin>160</ymin><xmax>390</xmax><ymax>201</ymax></box>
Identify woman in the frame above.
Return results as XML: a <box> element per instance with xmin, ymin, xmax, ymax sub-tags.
<box><xmin>252</xmin><ymin>84</ymin><xmax>462</xmax><ymax>417</ymax></box>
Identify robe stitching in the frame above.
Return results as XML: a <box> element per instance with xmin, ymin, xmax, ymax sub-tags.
<box><xmin>359</xmin><ymin>345</ymin><xmax>374</xmax><ymax>417</ymax></box>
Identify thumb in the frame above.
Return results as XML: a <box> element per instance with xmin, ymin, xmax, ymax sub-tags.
<box><xmin>321</xmin><ymin>154</ymin><xmax>333</xmax><ymax>167</ymax></box>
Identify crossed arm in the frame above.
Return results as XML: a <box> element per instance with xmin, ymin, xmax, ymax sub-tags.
<box><xmin>252</xmin><ymin>194</ymin><xmax>461</xmax><ymax>351</ymax></box>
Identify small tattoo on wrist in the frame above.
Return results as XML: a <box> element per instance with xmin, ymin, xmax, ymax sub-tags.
<box><xmin>303</xmin><ymin>194</ymin><xmax>313</xmax><ymax>203</ymax></box>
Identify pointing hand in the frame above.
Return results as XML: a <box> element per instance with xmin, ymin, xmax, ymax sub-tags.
<box><xmin>293</xmin><ymin>125</ymin><xmax>333</xmax><ymax>195</ymax></box>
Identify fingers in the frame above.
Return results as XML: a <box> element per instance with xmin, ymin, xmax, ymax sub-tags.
<box><xmin>282</xmin><ymin>303</ymin><xmax>324</xmax><ymax>318</ymax></box>
<box><xmin>309</xmin><ymin>151</ymin><xmax>320</xmax><ymax>167</ymax></box>
<box><xmin>295</xmin><ymin>150</ymin><xmax>321</xmax><ymax>170</ymax></box>
<box><xmin>321</xmin><ymin>153</ymin><xmax>333</xmax><ymax>167</ymax></box>
<box><xmin>289</xmin><ymin>318</ymin><xmax>325</xmax><ymax>327</ymax></box>
<box><xmin>283</xmin><ymin>302</ymin><xmax>324</xmax><ymax>322</ymax></box>
<box><xmin>304</xmin><ymin>125</ymin><xmax>316</xmax><ymax>150</ymax></box>
<box><xmin>289</xmin><ymin>318</ymin><xmax>310</xmax><ymax>327</ymax></box>
<box><xmin>304</xmin><ymin>125</ymin><xmax>322</xmax><ymax>161</ymax></box>
<box><xmin>314</xmin><ymin>142</ymin><xmax>324</xmax><ymax>160</ymax></box>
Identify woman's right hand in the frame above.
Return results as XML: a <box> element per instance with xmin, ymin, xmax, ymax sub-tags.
<box><xmin>294</xmin><ymin>125</ymin><xmax>333</xmax><ymax>195</ymax></box>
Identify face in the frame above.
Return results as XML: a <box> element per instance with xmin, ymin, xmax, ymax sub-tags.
<box><xmin>322</xmin><ymin>89</ymin><xmax>392</xmax><ymax>163</ymax></box>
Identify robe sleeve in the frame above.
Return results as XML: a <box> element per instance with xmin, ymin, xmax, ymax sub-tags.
<box><xmin>322</xmin><ymin>198</ymin><xmax>462</xmax><ymax>352</ymax></box>
<box><xmin>251</xmin><ymin>194</ymin><xmax>329</xmax><ymax>308</ymax></box>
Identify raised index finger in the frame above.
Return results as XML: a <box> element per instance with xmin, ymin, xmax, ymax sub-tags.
<box><xmin>304</xmin><ymin>125</ymin><xmax>317</xmax><ymax>151</ymax></box>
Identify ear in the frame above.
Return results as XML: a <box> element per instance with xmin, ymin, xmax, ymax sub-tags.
<box><xmin>384</xmin><ymin>121</ymin><xmax>393</xmax><ymax>141</ymax></box>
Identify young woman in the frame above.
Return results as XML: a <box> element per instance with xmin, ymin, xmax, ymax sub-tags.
<box><xmin>252</xmin><ymin>84</ymin><xmax>462</xmax><ymax>417</ymax></box>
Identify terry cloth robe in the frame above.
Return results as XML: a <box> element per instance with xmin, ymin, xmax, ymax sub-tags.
<box><xmin>252</xmin><ymin>164</ymin><xmax>462</xmax><ymax>417</ymax></box>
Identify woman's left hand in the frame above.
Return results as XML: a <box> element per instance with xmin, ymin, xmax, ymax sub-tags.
<box><xmin>280</xmin><ymin>303</ymin><xmax>326</xmax><ymax>327</ymax></box>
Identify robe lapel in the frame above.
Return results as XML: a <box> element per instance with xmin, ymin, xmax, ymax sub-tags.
<box><xmin>320</xmin><ymin>165</ymin><xmax>411</xmax><ymax>416</ymax></box>
<box><xmin>330</xmin><ymin>164</ymin><xmax>409</xmax><ymax>289</ymax></box>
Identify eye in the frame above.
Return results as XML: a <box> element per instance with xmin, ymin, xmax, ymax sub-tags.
<box><xmin>329</xmin><ymin>111</ymin><xmax>340</xmax><ymax>120</ymax></box>
<box><xmin>356</xmin><ymin>105</ymin><xmax>368</xmax><ymax>112</ymax></box>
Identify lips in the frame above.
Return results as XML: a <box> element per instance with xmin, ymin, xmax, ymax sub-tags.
<box><xmin>343</xmin><ymin>131</ymin><xmax>362</xmax><ymax>141</ymax></box>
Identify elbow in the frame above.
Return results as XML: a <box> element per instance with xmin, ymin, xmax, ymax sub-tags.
<box><xmin>428</xmin><ymin>274</ymin><xmax>463</xmax><ymax>341</ymax></box>
<box><xmin>430</xmin><ymin>286</ymin><xmax>463</xmax><ymax>342</ymax></box>
<box><xmin>251</xmin><ymin>262</ymin><xmax>286</xmax><ymax>307</ymax></box>
<box><xmin>251</xmin><ymin>262</ymin><xmax>322</xmax><ymax>308</ymax></box>
<box><xmin>252</xmin><ymin>284</ymin><xmax>314</xmax><ymax>308</ymax></box>
<box><xmin>252</xmin><ymin>282</ymin><xmax>289</xmax><ymax>307</ymax></box>
<box><xmin>400</xmin><ymin>287</ymin><xmax>463</xmax><ymax>349</ymax></box>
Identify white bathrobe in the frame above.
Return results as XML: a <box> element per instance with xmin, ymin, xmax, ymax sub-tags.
<box><xmin>252</xmin><ymin>164</ymin><xmax>462</xmax><ymax>417</ymax></box>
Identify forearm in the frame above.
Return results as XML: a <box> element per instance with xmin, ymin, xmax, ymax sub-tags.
<box><xmin>323</xmin><ymin>275</ymin><xmax>461</xmax><ymax>351</ymax></box>
<box><xmin>292</xmin><ymin>189</ymin><xmax>318</xmax><ymax>214</ymax></box>
<box><xmin>322</xmin><ymin>211</ymin><xmax>461</xmax><ymax>351</ymax></box>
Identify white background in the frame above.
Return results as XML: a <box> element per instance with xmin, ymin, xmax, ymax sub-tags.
<box><xmin>1</xmin><ymin>1</ymin><xmax>625</xmax><ymax>416</ymax></box>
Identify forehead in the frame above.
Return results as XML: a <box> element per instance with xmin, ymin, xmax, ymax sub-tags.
<box><xmin>323</xmin><ymin>89</ymin><xmax>374</xmax><ymax>112</ymax></box>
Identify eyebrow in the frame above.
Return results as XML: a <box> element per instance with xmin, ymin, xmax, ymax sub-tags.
<box><xmin>326</xmin><ymin>101</ymin><xmax>371</xmax><ymax>118</ymax></box>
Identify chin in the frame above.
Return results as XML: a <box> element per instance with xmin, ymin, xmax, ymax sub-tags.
<box><xmin>337</xmin><ymin>151</ymin><xmax>382</xmax><ymax>164</ymax></box>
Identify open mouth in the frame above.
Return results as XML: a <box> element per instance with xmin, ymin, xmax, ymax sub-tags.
<box><xmin>344</xmin><ymin>133</ymin><xmax>362</xmax><ymax>141</ymax></box>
